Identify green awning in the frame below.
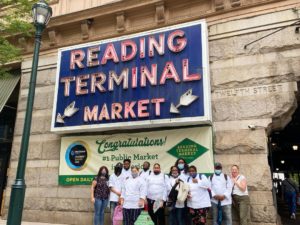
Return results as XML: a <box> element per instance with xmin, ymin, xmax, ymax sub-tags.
<box><xmin>0</xmin><ymin>76</ymin><xmax>20</xmax><ymax>113</ymax></box>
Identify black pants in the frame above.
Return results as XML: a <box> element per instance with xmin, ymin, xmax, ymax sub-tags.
<box><xmin>147</xmin><ymin>198</ymin><xmax>166</xmax><ymax>225</ymax></box>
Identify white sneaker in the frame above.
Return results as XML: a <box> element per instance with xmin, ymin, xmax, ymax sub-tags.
<box><xmin>290</xmin><ymin>213</ymin><xmax>296</xmax><ymax>220</ymax></box>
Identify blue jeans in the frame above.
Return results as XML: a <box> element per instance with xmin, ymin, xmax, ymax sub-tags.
<box><xmin>169</xmin><ymin>207</ymin><xmax>185</xmax><ymax>225</ymax></box>
<box><xmin>284</xmin><ymin>191</ymin><xmax>297</xmax><ymax>214</ymax></box>
<box><xmin>94</xmin><ymin>198</ymin><xmax>108</xmax><ymax>225</ymax></box>
<box><xmin>212</xmin><ymin>202</ymin><xmax>232</xmax><ymax>225</ymax></box>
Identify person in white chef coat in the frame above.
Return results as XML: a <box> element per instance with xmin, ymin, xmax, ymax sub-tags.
<box><xmin>120</xmin><ymin>165</ymin><xmax>147</xmax><ymax>225</ymax></box>
<box><xmin>186</xmin><ymin>165</ymin><xmax>211</xmax><ymax>225</ymax></box>
<box><xmin>146</xmin><ymin>163</ymin><xmax>168</xmax><ymax>225</ymax></box>
<box><xmin>167</xmin><ymin>165</ymin><xmax>185</xmax><ymax>225</ymax></box>
<box><xmin>109</xmin><ymin>162</ymin><xmax>125</xmax><ymax>224</ymax></box>
<box><xmin>210</xmin><ymin>162</ymin><xmax>233</xmax><ymax>225</ymax></box>
<box><xmin>139</xmin><ymin>161</ymin><xmax>152</xmax><ymax>181</ymax></box>
<box><xmin>121</xmin><ymin>158</ymin><xmax>132</xmax><ymax>179</ymax></box>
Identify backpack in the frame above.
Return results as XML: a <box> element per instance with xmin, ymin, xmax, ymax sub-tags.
<box><xmin>113</xmin><ymin>205</ymin><xmax>123</xmax><ymax>225</ymax></box>
<box><xmin>210</xmin><ymin>173</ymin><xmax>228</xmax><ymax>181</ymax></box>
<box><xmin>210</xmin><ymin>173</ymin><xmax>228</xmax><ymax>189</ymax></box>
<box><xmin>187</xmin><ymin>173</ymin><xmax>203</xmax><ymax>182</ymax></box>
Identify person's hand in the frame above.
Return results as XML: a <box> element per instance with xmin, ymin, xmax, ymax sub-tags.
<box><xmin>187</xmin><ymin>192</ymin><xmax>192</xmax><ymax>199</ymax></box>
<box><xmin>175</xmin><ymin>179</ymin><xmax>179</xmax><ymax>184</ymax></box>
<box><xmin>213</xmin><ymin>195</ymin><xmax>220</xmax><ymax>200</ymax></box>
<box><xmin>117</xmin><ymin>191</ymin><xmax>121</xmax><ymax>197</ymax></box>
<box><xmin>192</xmin><ymin>178</ymin><xmax>198</xmax><ymax>183</ymax></box>
<box><xmin>219</xmin><ymin>195</ymin><xmax>225</xmax><ymax>201</ymax></box>
<box><xmin>91</xmin><ymin>197</ymin><xmax>95</xmax><ymax>203</ymax></box>
<box><xmin>231</xmin><ymin>177</ymin><xmax>237</xmax><ymax>184</ymax></box>
<box><xmin>120</xmin><ymin>198</ymin><xmax>124</xmax><ymax>206</ymax></box>
<box><xmin>138</xmin><ymin>199</ymin><xmax>144</xmax><ymax>207</ymax></box>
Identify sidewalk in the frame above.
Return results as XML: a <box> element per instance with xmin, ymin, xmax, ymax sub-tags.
<box><xmin>0</xmin><ymin>221</ymin><xmax>67</xmax><ymax>225</ymax></box>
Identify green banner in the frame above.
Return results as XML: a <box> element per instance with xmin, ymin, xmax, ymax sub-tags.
<box><xmin>59</xmin><ymin>127</ymin><xmax>214</xmax><ymax>185</ymax></box>
<box><xmin>59</xmin><ymin>175</ymin><xmax>95</xmax><ymax>185</ymax></box>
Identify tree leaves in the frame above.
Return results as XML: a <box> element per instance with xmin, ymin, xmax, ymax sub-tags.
<box><xmin>0</xmin><ymin>0</ymin><xmax>35</xmax><ymax>78</ymax></box>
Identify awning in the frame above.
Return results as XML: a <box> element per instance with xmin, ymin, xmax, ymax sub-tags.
<box><xmin>0</xmin><ymin>75</ymin><xmax>20</xmax><ymax>113</ymax></box>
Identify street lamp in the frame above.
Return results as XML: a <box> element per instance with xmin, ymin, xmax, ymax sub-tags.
<box><xmin>6</xmin><ymin>1</ymin><xmax>52</xmax><ymax>225</ymax></box>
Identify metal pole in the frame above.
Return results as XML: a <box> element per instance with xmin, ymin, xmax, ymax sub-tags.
<box><xmin>6</xmin><ymin>24</ymin><xmax>44</xmax><ymax>225</ymax></box>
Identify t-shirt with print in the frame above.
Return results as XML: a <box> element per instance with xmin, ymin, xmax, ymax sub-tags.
<box><xmin>94</xmin><ymin>176</ymin><xmax>110</xmax><ymax>199</ymax></box>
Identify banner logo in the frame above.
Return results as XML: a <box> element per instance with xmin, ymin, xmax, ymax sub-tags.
<box><xmin>65</xmin><ymin>141</ymin><xmax>89</xmax><ymax>170</ymax></box>
<box><xmin>167</xmin><ymin>138</ymin><xmax>208</xmax><ymax>164</ymax></box>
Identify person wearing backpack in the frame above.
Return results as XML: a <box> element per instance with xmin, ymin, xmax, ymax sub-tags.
<box><xmin>210</xmin><ymin>162</ymin><xmax>233</xmax><ymax>225</ymax></box>
<box><xmin>146</xmin><ymin>163</ymin><xmax>169</xmax><ymax>225</ymax></box>
<box><xmin>282</xmin><ymin>173</ymin><xmax>299</xmax><ymax>220</ymax></box>
<box><xmin>109</xmin><ymin>162</ymin><xmax>125</xmax><ymax>224</ymax></box>
<box><xmin>120</xmin><ymin>165</ymin><xmax>147</xmax><ymax>225</ymax></box>
<box><xmin>167</xmin><ymin>166</ymin><xmax>185</xmax><ymax>225</ymax></box>
<box><xmin>91</xmin><ymin>166</ymin><xmax>110</xmax><ymax>225</ymax></box>
<box><xmin>186</xmin><ymin>165</ymin><xmax>211</xmax><ymax>225</ymax></box>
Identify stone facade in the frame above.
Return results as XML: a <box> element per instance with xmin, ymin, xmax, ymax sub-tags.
<box><xmin>4</xmin><ymin>0</ymin><xmax>300</xmax><ymax>224</ymax></box>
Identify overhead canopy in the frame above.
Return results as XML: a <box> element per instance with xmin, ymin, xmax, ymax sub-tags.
<box><xmin>0</xmin><ymin>76</ymin><xmax>20</xmax><ymax>113</ymax></box>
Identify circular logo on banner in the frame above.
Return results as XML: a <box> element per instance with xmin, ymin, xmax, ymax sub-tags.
<box><xmin>65</xmin><ymin>141</ymin><xmax>89</xmax><ymax>170</ymax></box>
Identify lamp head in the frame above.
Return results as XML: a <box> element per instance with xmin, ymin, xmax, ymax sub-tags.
<box><xmin>32</xmin><ymin>0</ymin><xmax>52</xmax><ymax>28</ymax></box>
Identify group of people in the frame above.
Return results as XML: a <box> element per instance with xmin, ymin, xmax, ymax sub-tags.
<box><xmin>91</xmin><ymin>158</ymin><xmax>250</xmax><ymax>225</ymax></box>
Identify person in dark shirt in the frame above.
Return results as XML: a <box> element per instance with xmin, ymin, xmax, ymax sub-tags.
<box><xmin>91</xmin><ymin>166</ymin><xmax>110</xmax><ymax>225</ymax></box>
<box><xmin>282</xmin><ymin>174</ymin><xmax>299</xmax><ymax>220</ymax></box>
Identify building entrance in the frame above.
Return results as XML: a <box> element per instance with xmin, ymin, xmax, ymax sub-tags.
<box><xmin>269</xmin><ymin>98</ymin><xmax>300</xmax><ymax>224</ymax></box>
<box><xmin>0</xmin><ymin>79</ymin><xmax>19</xmax><ymax>214</ymax></box>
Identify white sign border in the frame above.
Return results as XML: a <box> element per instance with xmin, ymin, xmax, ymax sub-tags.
<box><xmin>51</xmin><ymin>19</ymin><xmax>212</xmax><ymax>134</ymax></box>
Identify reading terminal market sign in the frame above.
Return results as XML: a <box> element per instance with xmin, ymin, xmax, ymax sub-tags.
<box><xmin>51</xmin><ymin>20</ymin><xmax>212</xmax><ymax>133</ymax></box>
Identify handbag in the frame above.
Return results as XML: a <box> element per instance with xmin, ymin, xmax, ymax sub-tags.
<box><xmin>113</xmin><ymin>205</ymin><xmax>123</xmax><ymax>225</ymax></box>
<box><xmin>134</xmin><ymin>210</ymin><xmax>154</xmax><ymax>225</ymax></box>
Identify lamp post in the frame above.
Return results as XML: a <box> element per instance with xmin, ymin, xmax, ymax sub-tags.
<box><xmin>6</xmin><ymin>1</ymin><xmax>52</xmax><ymax>225</ymax></box>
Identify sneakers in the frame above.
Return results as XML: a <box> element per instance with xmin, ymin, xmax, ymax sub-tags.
<box><xmin>290</xmin><ymin>213</ymin><xmax>296</xmax><ymax>220</ymax></box>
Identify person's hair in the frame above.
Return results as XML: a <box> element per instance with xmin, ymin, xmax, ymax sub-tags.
<box><xmin>188</xmin><ymin>165</ymin><xmax>197</xmax><ymax>172</ymax></box>
<box><xmin>131</xmin><ymin>165</ymin><xmax>140</xmax><ymax>171</ymax></box>
<box><xmin>232</xmin><ymin>164</ymin><xmax>239</xmax><ymax>170</ymax></box>
<box><xmin>169</xmin><ymin>166</ymin><xmax>179</xmax><ymax>176</ymax></box>
<box><xmin>153</xmin><ymin>163</ymin><xmax>160</xmax><ymax>168</ymax></box>
<box><xmin>175</xmin><ymin>158</ymin><xmax>189</xmax><ymax>173</ymax></box>
<box><xmin>123</xmin><ymin>158</ymin><xmax>131</xmax><ymax>163</ymax></box>
<box><xmin>97</xmin><ymin>166</ymin><xmax>109</xmax><ymax>179</ymax></box>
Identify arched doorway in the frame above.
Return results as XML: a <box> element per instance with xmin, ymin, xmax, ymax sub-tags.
<box><xmin>269</xmin><ymin>98</ymin><xmax>300</xmax><ymax>224</ymax></box>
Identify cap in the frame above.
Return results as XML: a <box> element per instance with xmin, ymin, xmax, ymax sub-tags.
<box><xmin>214</xmin><ymin>162</ymin><xmax>222</xmax><ymax>169</ymax></box>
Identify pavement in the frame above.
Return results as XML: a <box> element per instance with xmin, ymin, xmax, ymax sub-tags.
<box><xmin>0</xmin><ymin>221</ymin><xmax>67</xmax><ymax>225</ymax></box>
